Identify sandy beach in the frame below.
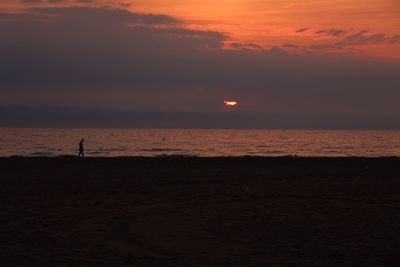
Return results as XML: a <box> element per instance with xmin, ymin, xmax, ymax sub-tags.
<box><xmin>1</xmin><ymin>157</ymin><xmax>400</xmax><ymax>267</ymax></box>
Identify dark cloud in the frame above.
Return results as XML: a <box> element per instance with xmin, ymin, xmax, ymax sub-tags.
<box><xmin>73</xmin><ymin>0</ymin><xmax>132</xmax><ymax>8</ymax></box>
<box><xmin>311</xmin><ymin>30</ymin><xmax>388</xmax><ymax>50</ymax></box>
<box><xmin>0</xmin><ymin>7</ymin><xmax>399</xmax><ymax>129</ymax></box>
<box><xmin>1</xmin><ymin>105</ymin><xmax>398</xmax><ymax>129</ymax></box>
<box><xmin>315</xmin><ymin>28</ymin><xmax>347</xmax><ymax>37</ymax></box>
<box><xmin>389</xmin><ymin>35</ymin><xmax>400</xmax><ymax>44</ymax></box>
<box><xmin>30</xmin><ymin>6</ymin><xmax>180</xmax><ymax>25</ymax></box>
<box><xmin>269</xmin><ymin>46</ymin><xmax>288</xmax><ymax>56</ymax></box>
<box><xmin>295</xmin><ymin>28</ymin><xmax>309</xmax><ymax>33</ymax></box>
<box><xmin>337</xmin><ymin>31</ymin><xmax>386</xmax><ymax>46</ymax></box>
<box><xmin>282</xmin><ymin>43</ymin><xmax>298</xmax><ymax>49</ymax></box>
<box><xmin>230</xmin><ymin>42</ymin><xmax>262</xmax><ymax>50</ymax></box>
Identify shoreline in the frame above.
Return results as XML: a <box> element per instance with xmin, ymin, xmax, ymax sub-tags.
<box><xmin>3</xmin><ymin>155</ymin><xmax>400</xmax><ymax>159</ymax></box>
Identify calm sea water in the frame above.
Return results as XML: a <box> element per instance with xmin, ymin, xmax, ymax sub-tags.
<box><xmin>0</xmin><ymin>128</ymin><xmax>399</xmax><ymax>157</ymax></box>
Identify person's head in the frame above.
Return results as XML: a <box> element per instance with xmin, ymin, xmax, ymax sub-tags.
<box><xmin>81</xmin><ymin>139</ymin><xmax>84</xmax><ymax>142</ymax></box>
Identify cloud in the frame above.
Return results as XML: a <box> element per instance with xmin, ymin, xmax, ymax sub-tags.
<box><xmin>311</xmin><ymin>30</ymin><xmax>388</xmax><ymax>50</ymax></box>
<box><xmin>269</xmin><ymin>46</ymin><xmax>288</xmax><ymax>56</ymax></box>
<box><xmin>18</xmin><ymin>0</ymin><xmax>129</xmax><ymax>5</ymax></box>
<box><xmin>295</xmin><ymin>27</ymin><xmax>309</xmax><ymax>33</ymax></box>
<box><xmin>389</xmin><ymin>35</ymin><xmax>400</xmax><ymax>44</ymax></box>
<box><xmin>0</xmin><ymin>6</ymin><xmax>228</xmax><ymax>92</ymax></box>
<box><xmin>0</xmin><ymin>6</ymin><xmax>399</xmax><ymax>128</ymax></box>
<box><xmin>1</xmin><ymin>105</ymin><xmax>398</xmax><ymax>129</ymax></box>
<box><xmin>315</xmin><ymin>28</ymin><xmax>347</xmax><ymax>37</ymax></box>
<box><xmin>282</xmin><ymin>43</ymin><xmax>298</xmax><ymax>49</ymax></box>
<box><xmin>336</xmin><ymin>31</ymin><xmax>386</xmax><ymax>46</ymax></box>
<box><xmin>30</xmin><ymin>6</ymin><xmax>181</xmax><ymax>25</ymax></box>
<box><xmin>230</xmin><ymin>42</ymin><xmax>263</xmax><ymax>50</ymax></box>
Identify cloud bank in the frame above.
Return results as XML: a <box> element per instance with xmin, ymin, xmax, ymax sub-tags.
<box><xmin>0</xmin><ymin>6</ymin><xmax>400</xmax><ymax>128</ymax></box>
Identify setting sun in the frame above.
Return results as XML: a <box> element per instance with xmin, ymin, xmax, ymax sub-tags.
<box><xmin>224</xmin><ymin>100</ymin><xmax>238</xmax><ymax>107</ymax></box>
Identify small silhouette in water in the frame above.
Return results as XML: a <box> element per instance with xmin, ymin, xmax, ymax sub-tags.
<box><xmin>78</xmin><ymin>139</ymin><xmax>85</xmax><ymax>158</ymax></box>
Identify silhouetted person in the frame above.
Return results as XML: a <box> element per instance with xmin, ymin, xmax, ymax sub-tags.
<box><xmin>78</xmin><ymin>139</ymin><xmax>85</xmax><ymax>157</ymax></box>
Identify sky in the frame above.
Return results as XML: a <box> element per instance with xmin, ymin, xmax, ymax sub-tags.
<box><xmin>0</xmin><ymin>0</ymin><xmax>399</xmax><ymax>128</ymax></box>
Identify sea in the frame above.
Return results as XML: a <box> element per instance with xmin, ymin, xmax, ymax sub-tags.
<box><xmin>0</xmin><ymin>128</ymin><xmax>399</xmax><ymax>157</ymax></box>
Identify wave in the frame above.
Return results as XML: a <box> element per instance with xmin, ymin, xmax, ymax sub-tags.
<box><xmin>159</xmin><ymin>154</ymin><xmax>198</xmax><ymax>158</ymax></box>
<box><xmin>140</xmin><ymin>148</ymin><xmax>183</xmax><ymax>152</ymax></box>
<box><xmin>29</xmin><ymin>152</ymin><xmax>55</xmax><ymax>157</ymax></box>
<box><xmin>91</xmin><ymin>148</ymin><xmax>127</xmax><ymax>153</ymax></box>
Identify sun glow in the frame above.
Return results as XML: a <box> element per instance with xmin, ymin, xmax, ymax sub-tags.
<box><xmin>129</xmin><ymin>0</ymin><xmax>400</xmax><ymax>60</ymax></box>
<box><xmin>224</xmin><ymin>100</ymin><xmax>238</xmax><ymax>107</ymax></box>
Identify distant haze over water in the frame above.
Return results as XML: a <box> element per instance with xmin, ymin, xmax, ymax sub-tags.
<box><xmin>0</xmin><ymin>129</ymin><xmax>399</xmax><ymax>157</ymax></box>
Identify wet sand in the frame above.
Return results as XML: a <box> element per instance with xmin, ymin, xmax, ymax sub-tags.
<box><xmin>1</xmin><ymin>157</ymin><xmax>400</xmax><ymax>267</ymax></box>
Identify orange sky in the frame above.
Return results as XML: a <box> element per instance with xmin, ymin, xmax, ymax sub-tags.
<box><xmin>1</xmin><ymin>0</ymin><xmax>400</xmax><ymax>60</ymax></box>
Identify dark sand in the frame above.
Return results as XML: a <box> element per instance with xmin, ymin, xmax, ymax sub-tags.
<box><xmin>1</xmin><ymin>157</ymin><xmax>400</xmax><ymax>267</ymax></box>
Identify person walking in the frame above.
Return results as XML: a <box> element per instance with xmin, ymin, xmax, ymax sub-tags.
<box><xmin>78</xmin><ymin>139</ymin><xmax>85</xmax><ymax>158</ymax></box>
